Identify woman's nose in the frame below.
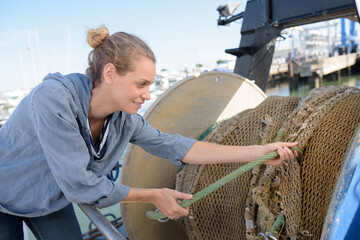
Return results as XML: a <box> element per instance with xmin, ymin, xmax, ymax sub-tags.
<box><xmin>141</xmin><ymin>87</ymin><xmax>151</xmax><ymax>100</ymax></box>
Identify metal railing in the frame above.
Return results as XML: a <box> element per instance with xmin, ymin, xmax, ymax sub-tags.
<box><xmin>78</xmin><ymin>204</ymin><xmax>127</xmax><ymax>240</ymax></box>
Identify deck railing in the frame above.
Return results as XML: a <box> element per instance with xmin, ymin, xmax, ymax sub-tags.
<box><xmin>78</xmin><ymin>204</ymin><xmax>127</xmax><ymax>240</ymax></box>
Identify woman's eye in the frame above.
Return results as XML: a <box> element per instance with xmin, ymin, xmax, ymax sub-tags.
<box><xmin>138</xmin><ymin>82</ymin><xmax>146</xmax><ymax>87</ymax></box>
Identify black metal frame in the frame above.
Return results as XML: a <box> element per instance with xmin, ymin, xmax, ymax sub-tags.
<box><xmin>220</xmin><ymin>0</ymin><xmax>358</xmax><ymax>91</ymax></box>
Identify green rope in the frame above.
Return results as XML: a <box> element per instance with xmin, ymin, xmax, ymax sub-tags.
<box><xmin>146</xmin><ymin>147</ymin><xmax>302</xmax><ymax>220</ymax></box>
<box><xmin>269</xmin><ymin>213</ymin><xmax>284</xmax><ymax>236</ymax></box>
<box><xmin>197</xmin><ymin>121</ymin><xmax>220</xmax><ymax>141</ymax></box>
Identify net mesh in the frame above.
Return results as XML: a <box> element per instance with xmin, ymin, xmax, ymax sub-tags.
<box><xmin>176</xmin><ymin>86</ymin><xmax>360</xmax><ymax>240</ymax></box>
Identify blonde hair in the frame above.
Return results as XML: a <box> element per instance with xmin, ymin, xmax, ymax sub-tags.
<box><xmin>86</xmin><ymin>25</ymin><xmax>156</xmax><ymax>87</ymax></box>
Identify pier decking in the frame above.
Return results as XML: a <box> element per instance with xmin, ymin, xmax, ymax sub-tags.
<box><xmin>269</xmin><ymin>53</ymin><xmax>358</xmax><ymax>81</ymax></box>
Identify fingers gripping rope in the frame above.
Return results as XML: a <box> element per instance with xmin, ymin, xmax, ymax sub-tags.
<box><xmin>146</xmin><ymin>147</ymin><xmax>302</xmax><ymax>220</ymax></box>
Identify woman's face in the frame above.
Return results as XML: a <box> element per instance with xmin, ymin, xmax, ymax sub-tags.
<box><xmin>111</xmin><ymin>56</ymin><xmax>156</xmax><ymax>114</ymax></box>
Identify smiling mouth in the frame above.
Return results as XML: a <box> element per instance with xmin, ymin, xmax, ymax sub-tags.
<box><xmin>133</xmin><ymin>101</ymin><xmax>143</xmax><ymax>108</ymax></box>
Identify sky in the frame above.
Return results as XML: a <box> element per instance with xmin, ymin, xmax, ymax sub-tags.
<box><xmin>1</xmin><ymin>1</ymin><xmax>357</xmax><ymax>91</ymax></box>
<box><xmin>0</xmin><ymin>0</ymin><xmax>248</xmax><ymax>91</ymax></box>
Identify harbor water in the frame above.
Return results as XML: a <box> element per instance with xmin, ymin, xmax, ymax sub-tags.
<box><xmin>266</xmin><ymin>73</ymin><xmax>360</xmax><ymax>97</ymax></box>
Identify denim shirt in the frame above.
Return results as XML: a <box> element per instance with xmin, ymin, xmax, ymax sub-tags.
<box><xmin>0</xmin><ymin>73</ymin><xmax>196</xmax><ymax>217</ymax></box>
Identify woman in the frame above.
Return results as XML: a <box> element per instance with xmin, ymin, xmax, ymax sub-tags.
<box><xmin>0</xmin><ymin>25</ymin><xmax>298</xmax><ymax>239</ymax></box>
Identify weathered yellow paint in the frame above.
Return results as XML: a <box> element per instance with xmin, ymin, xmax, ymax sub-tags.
<box><xmin>120</xmin><ymin>72</ymin><xmax>266</xmax><ymax>240</ymax></box>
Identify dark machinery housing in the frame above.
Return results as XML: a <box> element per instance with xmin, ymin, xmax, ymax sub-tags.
<box><xmin>218</xmin><ymin>0</ymin><xmax>359</xmax><ymax>91</ymax></box>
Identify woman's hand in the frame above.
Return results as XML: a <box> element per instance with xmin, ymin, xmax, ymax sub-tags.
<box><xmin>150</xmin><ymin>188</ymin><xmax>192</xmax><ymax>219</ymax></box>
<box><xmin>262</xmin><ymin>142</ymin><xmax>299</xmax><ymax>166</ymax></box>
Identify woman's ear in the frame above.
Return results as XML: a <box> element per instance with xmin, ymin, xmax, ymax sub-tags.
<box><xmin>103</xmin><ymin>63</ymin><xmax>116</xmax><ymax>84</ymax></box>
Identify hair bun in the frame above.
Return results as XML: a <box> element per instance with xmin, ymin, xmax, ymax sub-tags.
<box><xmin>86</xmin><ymin>25</ymin><xmax>109</xmax><ymax>49</ymax></box>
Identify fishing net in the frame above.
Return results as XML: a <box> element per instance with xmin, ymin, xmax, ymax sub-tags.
<box><xmin>175</xmin><ymin>86</ymin><xmax>360</xmax><ymax>240</ymax></box>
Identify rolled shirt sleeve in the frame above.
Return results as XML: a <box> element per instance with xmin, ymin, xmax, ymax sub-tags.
<box><xmin>129</xmin><ymin>114</ymin><xmax>197</xmax><ymax>167</ymax></box>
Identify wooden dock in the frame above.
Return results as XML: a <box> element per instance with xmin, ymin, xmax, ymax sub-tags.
<box><xmin>269</xmin><ymin>53</ymin><xmax>358</xmax><ymax>83</ymax></box>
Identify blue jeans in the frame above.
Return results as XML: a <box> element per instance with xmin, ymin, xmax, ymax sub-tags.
<box><xmin>0</xmin><ymin>204</ymin><xmax>82</xmax><ymax>240</ymax></box>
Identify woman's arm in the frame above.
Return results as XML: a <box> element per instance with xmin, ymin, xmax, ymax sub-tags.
<box><xmin>121</xmin><ymin>187</ymin><xmax>192</xmax><ymax>219</ymax></box>
<box><xmin>121</xmin><ymin>141</ymin><xmax>298</xmax><ymax>219</ymax></box>
<box><xmin>182</xmin><ymin>141</ymin><xmax>299</xmax><ymax>166</ymax></box>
